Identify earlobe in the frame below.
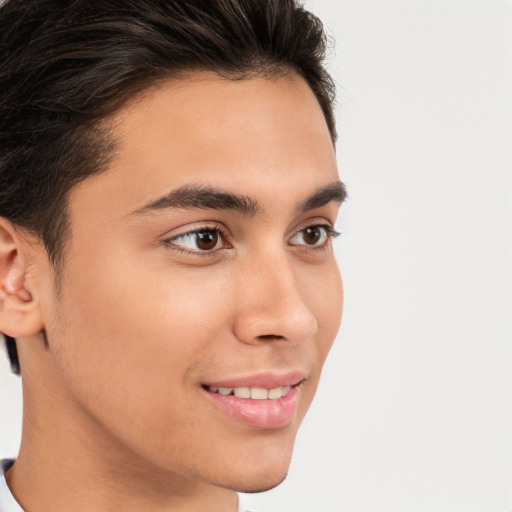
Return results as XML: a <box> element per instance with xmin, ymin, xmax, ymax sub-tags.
<box><xmin>0</xmin><ymin>219</ymin><xmax>45</xmax><ymax>338</ymax></box>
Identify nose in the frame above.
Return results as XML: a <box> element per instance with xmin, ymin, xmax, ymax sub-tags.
<box><xmin>232</xmin><ymin>251</ymin><xmax>318</xmax><ymax>346</ymax></box>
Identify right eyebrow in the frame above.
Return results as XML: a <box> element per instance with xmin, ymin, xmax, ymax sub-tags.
<box><xmin>130</xmin><ymin>184</ymin><xmax>260</xmax><ymax>217</ymax></box>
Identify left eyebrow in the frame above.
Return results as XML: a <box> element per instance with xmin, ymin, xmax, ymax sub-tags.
<box><xmin>297</xmin><ymin>181</ymin><xmax>347</xmax><ymax>212</ymax></box>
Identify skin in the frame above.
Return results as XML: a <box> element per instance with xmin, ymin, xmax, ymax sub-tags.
<box><xmin>0</xmin><ymin>72</ymin><xmax>343</xmax><ymax>512</ymax></box>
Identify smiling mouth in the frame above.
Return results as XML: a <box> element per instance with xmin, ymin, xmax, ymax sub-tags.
<box><xmin>202</xmin><ymin>379</ymin><xmax>305</xmax><ymax>400</ymax></box>
<box><xmin>201</xmin><ymin>371</ymin><xmax>307</xmax><ymax>429</ymax></box>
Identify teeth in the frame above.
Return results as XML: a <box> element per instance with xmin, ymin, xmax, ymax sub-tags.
<box><xmin>251</xmin><ymin>387</ymin><xmax>268</xmax><ymax>400</ymax></box>
<box><xmin>208</xmin><ymin>385</ymin><xmax>293</xmax><ymax>399</ymax></box>
<box><xmin>234</xmin><ymin>387</ymin><xmax>251</xmax><ymax>398</ymax></box>
<box><xmin>268</xmin><ymin>387</ymin><xmax>282</xmax><ymax>399</ymax></box>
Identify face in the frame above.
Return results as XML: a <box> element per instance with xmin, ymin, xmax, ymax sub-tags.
<box><xmin>34</xmin><ymin>72</ymin><xmax>343</xmax><ymax>492</ymax></box>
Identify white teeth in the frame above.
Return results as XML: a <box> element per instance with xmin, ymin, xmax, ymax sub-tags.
<box><xmin>234</xmin><ymin>387</ymin><xmax>251</xmax><ymax>398</ymax></box>
<box><xmin>268</xmin><ymin>387</ymin><xmax>283</xmax><ymax>399</ymax></box>
<box><xmin>208</xmin><ymin>385</ymin><xmax>293</xmax><ymax>399</ymax></box>
<box><xmin>251</xmin><ymin>387</ymin><xmax>268</xmax><ymax>400</ymax></box>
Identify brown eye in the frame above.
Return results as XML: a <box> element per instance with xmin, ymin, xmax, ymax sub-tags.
<box><xmin>195</xmin><ymin>230</ymin><xmax>219</xmax><ymax>250</ymax></box>
<box><xmin>168</xmin><ymin>227</ymin><xmax>224</xmax><ymax>253</ymax></box>
<box><xmin>289</xmin><ymin>224</ymin><xmax>338</xmax><ymax>248</ymax></box>
<box><xmin>303</xmin><ymin>226</ymin><xmax>322</xmax><ymax>245</ymax></box>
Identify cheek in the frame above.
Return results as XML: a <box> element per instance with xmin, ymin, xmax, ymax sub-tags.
<box><xmin>305</xmin><ymin>262</ymin><xmax>343</xmax><ymax>361</ymax></box>
<box><xmin>48</xmin><ymin>251</ymin><xmax>233</xmax><ymax>413</ymax></box>
<box><xmin>45</xmin><ymin>253</ymin><xmax>239</xmax><ymax>467</ymax></box>
<box><xmin>293</xmin><ymin>262</ymin><xmax>342</xmax><ymax>415</ymax></box>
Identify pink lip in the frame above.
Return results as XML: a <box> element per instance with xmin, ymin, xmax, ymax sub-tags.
<box><xmin>202</xmin><ymin>371</ymin><xmax>306</xmax><ymax>430</ymax></box>
<box><xmin>203</xmin><ymin>386</ymin><xmax>302</xmax><ymax>429</ymax></box>
<box><xmin>203</xmin><ymin>370</ymin><xmax>306</xmax><ymax>390</ymax></box>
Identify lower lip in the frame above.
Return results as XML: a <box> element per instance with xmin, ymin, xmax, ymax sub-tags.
<box><xmin>203</xmin><ymin>386</ymin><xmax>301</xmax><ymax>430</ymax></box>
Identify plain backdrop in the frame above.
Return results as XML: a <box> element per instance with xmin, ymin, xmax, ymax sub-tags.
<box><xmin>1</xmin><ymin>1</ymin><xmax>511</xmax><ymax>511</ymax></box>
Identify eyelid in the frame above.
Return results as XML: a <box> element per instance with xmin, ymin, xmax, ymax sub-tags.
<box><xmin>161</xmin><ymin>222</ymin><xmax>231</xmax><ymax>255</ymax></box>
<box><xmin>322</xmin><ymin>224</ymin><xmax>341</xmax><ymax>238</ymax></box>
<box><xmin>291</xmin><ymin>216</ymin><xmax>339</xmax><ymax>236</ymax></box>
<box><xmin>288</xmin><ymin>221</ymin><xmax>341</xmax><ymax>248</ymax></box>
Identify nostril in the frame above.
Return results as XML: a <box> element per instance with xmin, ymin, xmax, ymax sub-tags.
<box><xmin>257</xmin><ymin>334</ymin><xmax>285</xmax><ymax>341</ymax></box>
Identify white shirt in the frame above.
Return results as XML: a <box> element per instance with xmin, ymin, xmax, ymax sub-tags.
<box><xmin>1</xmin><ymin>459</ymin><xmax>257</xmax><ymax>512</ymax></box>
<box><xmin>0</xmin><ymin>460</ymin><xmax>22</xmax><ymax>512</ymax></box>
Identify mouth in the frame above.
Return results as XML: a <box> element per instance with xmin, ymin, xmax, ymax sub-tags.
<box><xmin>201</xmin><ymin>375</ymin><xmax>306</xmax><ymax>430</ymax></box>
<box><xmin>203</xmin><ymin>379</ymin><xmax>304</xmax><ymax>400</ymax></box>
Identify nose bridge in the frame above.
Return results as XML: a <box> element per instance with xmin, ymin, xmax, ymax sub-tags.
<box><xmin>233</xmin><ymin>246</ymin><xmax>318</xmax><ymax>344</ymax></box>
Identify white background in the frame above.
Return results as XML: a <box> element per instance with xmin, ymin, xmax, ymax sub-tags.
<box><xmin>1</xmin><ymin>1</ymin><xmax>511</xmax><ymax>511</ymax></box>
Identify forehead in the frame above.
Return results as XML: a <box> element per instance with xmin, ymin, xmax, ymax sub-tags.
<box><xmin>69</xmin><ymin>72</ymin><xmax>338</xmax><ymax>220</ymax></box>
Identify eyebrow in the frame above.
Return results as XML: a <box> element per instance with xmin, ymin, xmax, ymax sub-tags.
<box><xmin>131</xmin><ymin>181</ymin><xmax>346</xmax><ymax>217</ymax></box>
<box><xmin>297</xmin><ymin>181</ymin><xmax>347</xmax><ymax>212</ymax></box>
<box><xmin>132</xmin><ymin>184</ymin><xmax>259</xmax><ymax>216</ymax></box>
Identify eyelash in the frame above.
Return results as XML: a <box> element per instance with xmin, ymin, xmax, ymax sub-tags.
<box><xmin>162</xmin><ymin>222</ymin><xmax>340</xmax><ymax>256</ymax></box>
<box><xmin>163</xmin><ymin>222</ymin><xmax>229</xmax><ymax>256</ymax></box>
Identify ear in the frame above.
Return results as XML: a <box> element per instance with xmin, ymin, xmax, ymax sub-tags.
<box><xmin>0</xmin><ymin>218</ymin><xmax>44</xmax><ymax>338</ymax></box>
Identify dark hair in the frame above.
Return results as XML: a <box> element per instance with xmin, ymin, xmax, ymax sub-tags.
<box><xmin>0</xmin><ymin>0</ymin><xmax>337</xmax><ymax>375</ymax></box>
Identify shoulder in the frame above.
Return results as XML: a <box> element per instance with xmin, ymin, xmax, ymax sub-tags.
<box><xmin>240</xmin><ymin>505</ymin><xmax>260</xmax><ymax>512</ymax></box>
<box><xmin>238</xmin><ymin>501</ymin><xmax>259</xmax><ymax>512</ymax></box>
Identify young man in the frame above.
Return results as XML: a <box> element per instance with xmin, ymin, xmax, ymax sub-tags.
<box><xmin>0</xmin><ymin>1</ymin><xmax>345</xmax><ymax>510</ymax></box>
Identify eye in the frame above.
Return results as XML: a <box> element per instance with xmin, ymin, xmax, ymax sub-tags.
<box><xmin>289</xmin><ymin>224</ymin><xmax>339</xmax><ymax>248</ymax></box>
<box><xmin>166</xmin><ymin>226</ymin><xmax>227</xmax><ymax>253</ymax></box>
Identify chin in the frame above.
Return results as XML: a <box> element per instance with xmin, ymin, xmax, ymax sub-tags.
<box><xmin>235</xmin><ymin>472</ymin><xmax>288</xmax><ymax>494</ymax></box>
<box><xmin>215</xmin><ymin>444</ymin><xmax>293</xmax><ymax>494</ymax></box>
<box><xmin>227</xmin><ymin>469</ymin><xmax>289</xmax><ymax>494</ymax></box>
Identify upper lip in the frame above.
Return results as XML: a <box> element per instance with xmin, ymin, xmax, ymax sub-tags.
<box><xmin>202</xmin><ymin>370</ymin><xmax>307</xmax><ymax>389</ymax></box>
